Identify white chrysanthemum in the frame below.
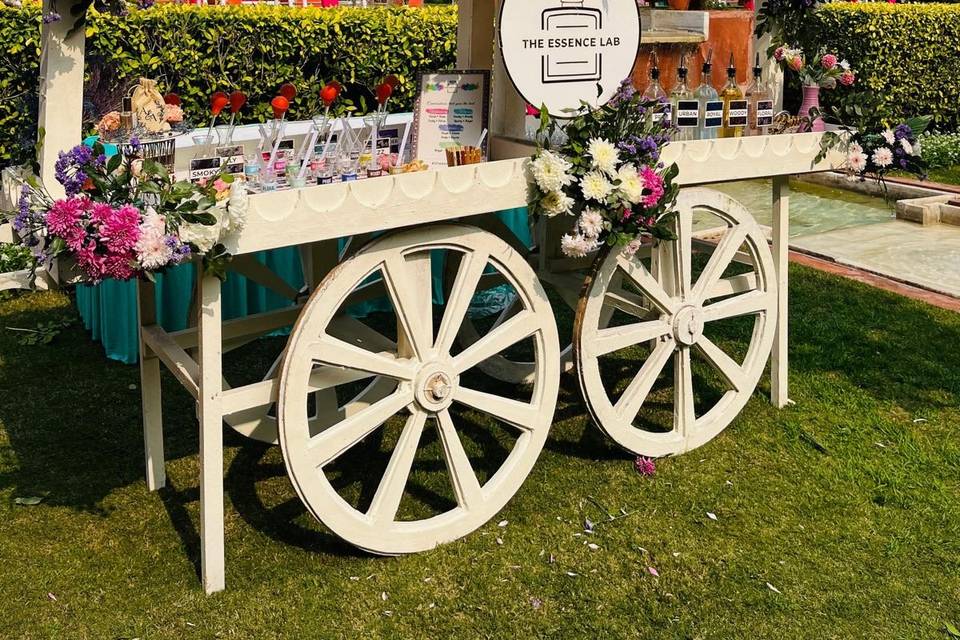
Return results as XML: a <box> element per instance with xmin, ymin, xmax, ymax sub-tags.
<box><xmin>839</xmin><ymin>59</ymin><xmax>851</xmax><ymax>71</ymax></box>
<box><xmin>223</xmin><ymin>182</ymin><xmax>249</xmax><ymax>234</ymax></box>
<box><xmin>588</xmin><ymin>138</ymin><xmax>620</xmax><ymax>175</ymax></box>
<box><xmin>581</xmin><ymin>171</ymin><xmax>613</xmax><ymax>202</ymax></box>
<box><xmin>847</xmin><ymin>150</ymin><xmax>868</xmax><ymax>173</ymax></box>
<box><xmin>560</xmin><ymin>233</ymin><xmax>599</xmax><ymax>259</ymax></box>
<box><xmin>540</xmin><ymin>190</ymin><xmax>575</xmax><ymax>217</ymax></box>
<box><xmin>622</xmin><ymin>237</ymin><xmax>644</xmax><ymax>258</ymax></box>
<box><xmin>578</xmin><ymin>208</ymin><xmax>605</xmax><ymax>238</ymax></box>
<box><xmin>847</xmin><ymin>141</ymin><xmax>863</xmax><ymax>156</ymax></box>
<box><xmin>531</xmin><ymin>150</ymin><xmax>574</xmax><ymax>193</ymax></box>
<box><xmin>881</xmin><ymin>129</ymin><xmax>896</xmax><ymax>145</ymax></box>
<box><xmin>901</xmin><ymin>138</ymin><xmax>915</xmax><ymax>156</ymax></box>
<box><xmin>872</xmin><ymin>147</ymin><xmax>894</xmax><ymax>168</ymax></box>
<box><xmin>178</xmin><ymin>205</ymin><xmax>224</xmax><ymax>254</ymax></box>
<box><xmin>136</xmin><ymin>209</ymin><xmax>174</xmax><ymax>270</ymax></box>
<box><xmin>617</xmin><ymin>163</ymin><xmax>646</xmax><ymax>205</ymax></box>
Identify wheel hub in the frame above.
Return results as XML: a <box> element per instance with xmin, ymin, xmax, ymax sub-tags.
<box><xmin>414</xmin><ymin>362</ymin><xmax>458</xmax><ymax>412</ymax></box>
<box><xmin>672</xmin><ymin>305</ymin><xmax>704</xmax><ymax>346</ymax></box>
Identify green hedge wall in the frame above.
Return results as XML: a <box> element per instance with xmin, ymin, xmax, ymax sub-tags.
<box><xmin>0</xmin><ymin>4</ymin><xmax>458</xmax><ymax>166</ymax></box>
<box><xmin>804</xmin><ymin>2</ymin><xmax>960</xmax><ymax>130</ymax></box>
<box><xmin>0</xmin><ymin>5</ymin><xmax>41</xmax><ymax>167</ymax></box>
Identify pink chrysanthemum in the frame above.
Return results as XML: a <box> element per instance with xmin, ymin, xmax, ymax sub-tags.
<box><xmin>639</xmin><ymin>166</ymin><xmax>665</xmax><ymax>209</ymax></box>
<box><xmin>74</xmin><ymin>241</ymin><xmax>107</xmax><ymax>282</ymax></box>
<box><xmin>45</xmin><ymin>198</ymin><xmax>83</xmax><ymax>236</ymax></box>
<box><xmin>90</xmin><ymin>202</ymin><xmax>114</xmax><ymax>225</ymax></box>
<box><xmin>839</xmin><ymin>71</ymin><xmax>856</xmax><ymax>86</ymax></box>
<box><xmin>103</xmin><ymin>254</ymin><xmax>137</xmax><ymax>281</ymax></box>
<box><xmin>99</xmin><ymin>204</ymin><xmax>141</xmax><ymax>255</ymax></box>
<box><xmin>821</xmin><ymin>54</ymin><xmax>837</xmax><ymax>70</ymax></box>
<box><xmin>634</xmin><ymin>456</ymin><xmax>656</xmax><ymax>476</ymax></box>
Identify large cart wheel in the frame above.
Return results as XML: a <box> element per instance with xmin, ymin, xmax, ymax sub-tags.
<box><xmin>574</xmin><ymin>189</ymin><xmax>777</xmax><ymax>457</ymax></box>
<box><xmin>278</xmin><ymin>224</ymin><xmax>560</xmax><ymax>554</ymax></box>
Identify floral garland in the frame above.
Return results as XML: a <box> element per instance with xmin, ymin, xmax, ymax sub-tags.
<box><xmin>527</xmin><ymin>80</ymin><xmax>679</xmax><ymax>259</ymax></box>
<box><xmin>7</xmin><ymin>139</ymin><xmax>245</xmax><ymax>283</ymax></box>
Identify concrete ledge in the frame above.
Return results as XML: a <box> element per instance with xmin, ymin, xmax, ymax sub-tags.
<box><xmin>798</xmin><ymin>171</ymin><xmax>945</xmax><ymax>201</ymax></box>
<box><xmin>894</xmin><ymin>194</ymin><xmax>960</xmax><ymax>227</ymax></box>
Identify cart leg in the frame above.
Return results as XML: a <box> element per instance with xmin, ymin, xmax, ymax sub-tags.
<box><xmin>138</xmin><ymin>279</ymin><xmax>165</xmax><ymax>491</ymax></box>
<box><xmin>771</xmin><ymin>176</ymin><xmax>790</xmax><ymax>408</ymax></box>
<box><xmin>198</xmin><ymin>271</ymin><xmax>225</xmax><ymax>594</ymax></box>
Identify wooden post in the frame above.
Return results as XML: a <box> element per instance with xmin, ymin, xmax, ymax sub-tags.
<box><xmin>198</xmin><ymin>270</ymin><xmax>225</xmax><ymax>594</ymax></box>
<box><xmin>771</xmin><ymin>176</ymin><xmax>790</xmax><ymax>408</ymax></box>
<box><xmin>138</xmin><ymin>279</ymin><xmax>166</xmax><ymax>491</ymax></box>
<box><xmin>37</xmin><ymin>0</ymin><xmax>86</xmax><ymax>199</ymax></box>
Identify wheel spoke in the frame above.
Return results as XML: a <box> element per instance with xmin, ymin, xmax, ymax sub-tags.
<box><xmin>437</xmin><ymin>409</ymin><xmax>484</xmax><ymax>510</ymax></box>
<box><xmin>366</xmin><ymin>409</ymin><xmax>427</xmax><ymax>524</ymax></box>
<box><xmin>701</xmin><ymin>290</ymin><xmax>771</xmax><ymax>323</ymax></box>
<box><xmin>383</xmin><ymin>253</ymin><xmax>433</xmax><ymax>361</ymax></box>
<box><xmin>674</xmin><ymin>347</ymin><xmax>696</xmax><ymax>437</ymax></box>
<box><xmin>614</xmin><ymin>338</ymin><xmax>676</xmax><ymax>422</ymax></box>
<box><xmin>706</xmin><ymin>272</ymin><xmax>758</xmax><ymax>301</ymax></box>
<box><xmin>328</xmin><ymin>315</ymin><xmax>398</xmax><ymax>353</ymax></box>
<box><xmin>589</xmin><ymin>320</ymin><xmax>672</xmax><ymax>357</ymax></box>
<box><xmin>695</xmin><ymin>336</ymin><xmax>746</xmax><ymax>392</ymax></box>
<box><xmin>617</xmin><ymin>255</ymin><xmax>676</xmax><ymax>313</ymax></box>
<box><xmin>452</xmin><ymin>310</ymin><xmax>537</xmax><ymax>374</ymax></box>
<box><xmin>691</xmin><ymin>225</ymin><xmax>749</xmax><ymax>302</ymax></box>
<box><xmin>310</xmin><ymin>336</ymin><xmax>415</xmax><ymax>381</ymax></box>
<box><xmin>435</xmin><ymin>250</ymin><xmax>489</xmax><ymax>354</ymax></box>
<box><xmin>307</xmin><ymin>390</ymin><xmax>413</xmax><ymax>469</ymax></box>
<box><xmin>664</xmin><ymin>205</ymin><xmax>693</xmax><ymax>299</ymax></box>
<box><xmin>604</xmin><ymin>288</ymin><xmax>651</xmax><ymax>318</ymax></box>
<box><xmin>454</xmin><ymin>386</ymin><xmax>539</xmax><ymax>432</ymax></box>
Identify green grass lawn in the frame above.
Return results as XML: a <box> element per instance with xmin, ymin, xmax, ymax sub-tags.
<box><xmin>1</xmin><ymin>263</ymin><xmax>959</xmax><ymax>639</ymax></box>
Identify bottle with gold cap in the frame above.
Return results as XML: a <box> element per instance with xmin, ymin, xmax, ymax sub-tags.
<box><xmin>719</xmin><ymin>53</ymin><xmax>746</xmax><ymax>139</ymax></box>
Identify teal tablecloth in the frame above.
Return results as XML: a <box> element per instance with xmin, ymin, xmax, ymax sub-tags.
<box><xmin>77</xmin><ymin>209</ymin><xmax>532</xmax><ymax>364</ymax></box>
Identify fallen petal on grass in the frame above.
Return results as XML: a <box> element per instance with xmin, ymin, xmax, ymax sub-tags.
<box><xmin>766</xmin><ymin>582</ymin><xmax>782</xmax><ymax>594</ymax></box>
<box><xmin>648</xmin><ymin>567</ymin><xmax>659</xmax><ymax>577</ymax></box>
<box><xmin>707</xmin><ymin>512</ymin><xmax>718</xmax><ymax>521</ymax></box>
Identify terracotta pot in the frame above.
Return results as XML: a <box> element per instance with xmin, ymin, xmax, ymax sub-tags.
<box><xmin>799</xmin><ymin>84</ymin><xmax>825</xmax><ymax>133</ymax></box>
<box><xmin>668</xmin><ymin>0</ymin><xmax>692</xmax><ymax>10</ymax></box>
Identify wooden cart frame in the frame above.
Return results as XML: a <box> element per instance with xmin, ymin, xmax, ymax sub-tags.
<box><xmin>32</xmin><ymin>0</ymin><xmax>842</xmax><ymax>594</ymax></box>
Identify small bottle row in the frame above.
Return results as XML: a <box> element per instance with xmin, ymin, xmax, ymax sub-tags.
<box><xmin>641</xmin><ymin>51</ymin><xmax>775</xmax><ymax>141</ymax></box>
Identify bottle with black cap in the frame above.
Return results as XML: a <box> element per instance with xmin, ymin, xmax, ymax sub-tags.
<box><xmin>719</xmin><ymin>52</ymin><xmax>746</xmax><ymax>139</ymax></box>
<box><xmin>695</xmin><ymin>49</ymin><xmax>721</xmax><ymax>140</ymax></box>
<box><xmin>670</xmin><ymin>54</ymin><xmax>697</xmax><ymax>142</ymax></box>
<box><xmin>746</xmin><ymin>53</ymin><xmax>774</xmax><ymax>136</ymax></box>
<box><xmin>641</xmin><ymin>50</ymin><xmax>669</xmax><ymax>126</ymax></box>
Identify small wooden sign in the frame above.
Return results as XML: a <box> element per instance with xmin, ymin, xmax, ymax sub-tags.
<box><xmin>411</xmin><ymin>70</ymin><xmax>491</xmax><ymax>170</ymax></box>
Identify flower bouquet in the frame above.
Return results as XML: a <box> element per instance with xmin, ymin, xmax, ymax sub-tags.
<box><xmin>773</xmin><ymin>46</ymin><xmax>856</xmax><ymax>90</ymax></box>
<box><xmin>5</xmin><ymin>139</ymin><xmax>247</xmax><ymax>284</ymax></box>
<box><xmin>527</xmin><ymin>80</ymin><xmax>679</xmax><ymax>259</ymax></box>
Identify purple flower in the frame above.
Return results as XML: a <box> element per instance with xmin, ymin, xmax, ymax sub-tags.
<box><xmin>894</xmin><ymin>124</ymin><xmax>912</xmax><ymax>140</ymax></box>
<box><xmin>634</xmin><ymin>456</ymin><xmax>656</xmax><ymax>476</ymax></box>
<box><xmin>128</xmin><ymin>137</ymin><xmax>142</xmax><ymax>154</ymax></box>
<box><xmin>13</xmin><ymin>184</ymin><xmax>31</xmax><ymax>232</ymax></box>
<box><xmin>42</xmin><ymin>12</ymin><xmax>61</xmax><ymax>24</ymax></box>
<box><xmin>137</xmin><ymin>0</ymin><xmax>155</xmax><ymax>7</ymax></box>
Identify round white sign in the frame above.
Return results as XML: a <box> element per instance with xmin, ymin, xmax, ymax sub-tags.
<box><xmin>498</xmin><ymin>0</ymin><xmax>642</xmax><ymax>117</ymax></box>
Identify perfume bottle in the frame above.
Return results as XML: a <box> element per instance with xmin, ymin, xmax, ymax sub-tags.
<box><xmin>243</xmin><ymin>152</ymin><xmax>261</xmax><ymax>190</ymax></box>
<box><xmin>541</xmin><ymin>0</ymin><xmax>603</xmax><ymax>84</ymax></box>
<box><xmin>642</xmin><ymin>52</ymin><xmax>669</xmax><ymax>126</ymax></box>
<box><xmin>670</xmin><ymin>56</ymin><xmax>697</xmax><ymax>142</ymax></box>
<box><xmin>746</xmin><ymin>53</ymin><xmax>774</xmax><ymax>137</ymax></box>
<box><xmin>120</xmin><ymin>96</ymin><xmax>135</xmax><ymax>136</ymax></box>
<box><xmin>720</xmin><ymin>53</ymin><xmax>746</xmax><ymax>139</ymax></box>
<box><xmin>695</xmin><ymin>55</ymin><xmax>721</xmax><ymax>140</ymax></box>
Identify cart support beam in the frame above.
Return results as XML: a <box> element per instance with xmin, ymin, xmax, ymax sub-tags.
<box><xmin>771</xmin><ymin>176</ymin><xmax>790</xmax><ymax>408</ymax></box>
<box><xmin>138</xmin><ymin>279</ymin><xmax>166</xmax><ymax>491</ymax></box>
<box><xmin>198</xmin><ymin>272</ymin><xmax>226</xmax><ymax>594</ymax></box>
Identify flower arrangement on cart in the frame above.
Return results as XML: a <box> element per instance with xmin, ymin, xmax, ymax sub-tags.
<box><xmin>8</xmin><ymin>138</ymin><xmax>246</xmax><ymax>284</ymax></box>
<box><xmin>527</xmin><ymin>80</ymin><xmax>681</xmax><ymax>259</ymax></box>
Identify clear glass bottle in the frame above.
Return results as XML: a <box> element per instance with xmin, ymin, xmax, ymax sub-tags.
<box><xmin>695</xmin><ymin>58</ymin><xmax>721</xmax><ymax>140</ymax></box>
<box><xmin>746</xmin><ymin>53</ymin><xmax>774</xmax><ymax>137</ymax></box>
<box><xmin>670</xmin><ymin>56</ymin><xmax>697</xmax><ymax>142</ymax></box>
<box><xmin>720</xmin><ymin>53</ymin><xmax>746</xmax><ymax>139</ymax></box>
<box><xmin>642</xmin><ymin>53</ymin><xmax>669</xmax><ymax>126</ymax></box>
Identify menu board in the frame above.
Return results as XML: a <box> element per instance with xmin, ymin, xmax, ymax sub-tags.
<box><xmin>412</xmin><ymin>70</ymin><xmax>491</xmax><ymax>170</ymax></box>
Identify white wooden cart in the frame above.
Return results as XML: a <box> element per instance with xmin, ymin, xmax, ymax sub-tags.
<box><xmin>33</xmin><ymin>0</ymin><xmax>842</xmax><ymax>594</ymax></box>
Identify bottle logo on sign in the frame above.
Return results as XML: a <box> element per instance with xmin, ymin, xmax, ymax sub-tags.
<box><xmin>499</xmin><ymin>0</ymin><xmax>641</xmax><ymax>117</ymax></box>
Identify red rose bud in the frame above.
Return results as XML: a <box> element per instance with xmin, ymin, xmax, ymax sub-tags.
<box><xmin>376</xmin><ymin>83</ymin><xmax>393</xmax><ymax>106</ymax></box>
<box><xmin>164</xmin><ymin>92</ymin><xmax>181</xmax><ymax>106</ymax></box>
<box><xmin>229</xmin><ymin>91</ymin><xmax>247</xmax><ymax>114</ymax></box>
<box><xmin>210</xmin><ymin>91</ymin><xmax>229</xmax><ymax>116</ymax></box>
<box><xmin>271</xmin><ymin>95</ymin><xmax>290</xmax><ymax>119</ymax></box>
<box><xmin>320</xmin><ymin>81</ymin><xmax>342</xmax><ymax>107</ymax></box>
<box><xmin>279</xmin><ymin>83</ymin><xmax>298</xmax><ymax>101</ymax></box>
<box><xmin>525</xmin><ymin>103</ymin><xmax>540</xmax><ymax>117</ymax></box>
<box><xmin>383</xmin><ymin>74</ymin><xmax>400</xmax><ymax>89</ymax></box>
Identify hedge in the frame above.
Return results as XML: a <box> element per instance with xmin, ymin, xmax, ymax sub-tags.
<box><xmin>803</xmin><ymin>3</ymin><xmax>960</xmax><ymax>130</ymax></box>
<box><xmin>0</xmin><ymin>4</ymin><xmax>458</xmax><ymax>166</ymax></box>
<box><xmin>0</xmin><ymin>5</ymin><xmax>41</xmax><ymax>167</ymax></box>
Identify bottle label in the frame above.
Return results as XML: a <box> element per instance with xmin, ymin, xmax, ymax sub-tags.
<box><xmin>728</xmin><ymin>100</ymin><xmax>748</xmax><ymax>127</ymax></box>
<box><xmin>676</xmin><ymin>100</ymin><xmax>699</xmax><ymax>128</ymax></box>
<box><xmin>704</xmin><ymin>101</ymin><xmax>723</xmax><ymax>129</ymax></box>
<box><xmin>757</xmin><ymin>100</ymin><xmax>775</xmax><ymax>126</ymax></box>
<box><xmin>652</xmin><ymin>110</ymin><xmax>666</xmax><ymax>123</ymax></box>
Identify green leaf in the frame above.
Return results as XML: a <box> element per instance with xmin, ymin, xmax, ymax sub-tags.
<box><xmin>946</xmin><ymin>622</ymin><xmax>960</xmax><ymax>638</ymax></box>
<box><xmin>14</xmin><ymin>496</ymin><xmax>44</xmax><ymax>506</ymax></box>
<box><xmin>106</xmin><ymin>153</ymin><xmax>123</xmax><ymax>174</ymax></box>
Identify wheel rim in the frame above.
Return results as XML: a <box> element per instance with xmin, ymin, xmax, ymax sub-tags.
<box><xmin>574</xmin><ymin>188</ymin><xmax>778</xmax><ymax>457</ymax></box>
<box><xmin>278</xmin><ymin>224</ymin><xmax>561</xmax><ymax>554</ymax></box>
